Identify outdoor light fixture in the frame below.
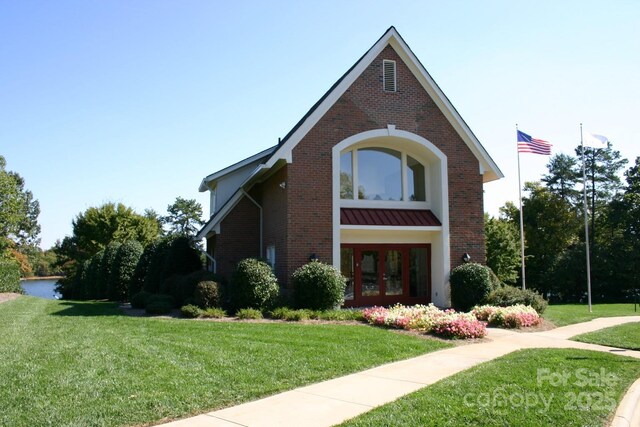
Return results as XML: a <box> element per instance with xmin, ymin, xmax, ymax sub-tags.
<box><xmin>279</xmin><ymin>181</ymin><xmax>287</xmax><ymax>189</ymax></box>
<box><xmin>462</xmin><ymin>253</ymin><xmax>471</xmax><ymax>263</ymax></box>
<box><xmin>309</xmin><ymin>253</ymin><xmax>319</xmax><ymax>262</ymax></box>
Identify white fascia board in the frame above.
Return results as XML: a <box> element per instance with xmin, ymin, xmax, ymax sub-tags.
<box><xmin>387</xmin><ymin>35</ymin><xmax>504</xmax><ymax>183</ymax></box>
<box><xmin>198</xmin><ymin>145</ymin><xmax>277</xmax><ymax>192</ymax></box>
<box><xmin>263</xmin><ymin>27</ymin><xmax>503</xmax><ymax>183</ymax></box>
<box><xmin>195</xmin><ymin>190</ymin><xmax>243</xmax><ymax>240</ymax></box>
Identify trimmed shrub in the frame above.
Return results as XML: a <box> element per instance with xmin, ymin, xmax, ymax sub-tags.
<box><xmin>236</xmin><ymin>308</ymin><xmax>263</xmax><ymax>320</ymax></box>
<box><xmin>292</xmin><ymin>261</ymin><xmax>346</xmax><ymax>310</ymax></box>
<box><xmin>145</xmin><ymin>294</ymin><xmax>174</xmax><ymax>315</ymax></box>
<box><xmin>201</xmin><ymin>307</ymin><xmax>226</xmax><ymax>318</ymax></box>
<box><xmin>180</xmin><ymin>304</ymin><xmax>203</xmax><ymax>318</ymax></box>
<box><xmin>231</xmin><ymin>258</ymin><xmax>279</xmax><ymax>310</ymax></box>
<box><xmin>160</xmin><ymin>274</ymin><xmax>188</xmax><ymax>306</ymax></box>
<box><xmin>178</xmin><ymin>270</ymin><xmax>224</xmax><ymax>308</ymax></box>
<box><xmin>130</xmin><ymin>291</ymin><xmax>152</xmax><ymax>309</ymax></box>
<box><xmin>268</xmin><ymin>307</ymin><xmax>312</xmax><ymax>321</ymax></box>
<box><xmin>194</xmin><ymin>281</ymin><xmax>220</xmax><ymax>309</ymax></box>
<box><xmin>161</xmin><ymin>237</ymin><xmax>202</xmax><ymax>281</ymax></box>
<box><xmin>0</xmin><ymin>260</ymin><xmax>23</xmax><ymax>294</ymax></box>
<box><xmin>143</xmin><ymin>238</ymin><xmax>172</xmax><ymax>294</ymax></box>
<box><xmin>483</xmin><ymin>285</ymin><xmax>548</xmax><ymax>314</ymax></box>
<box><xmin>449</xmin><ymin>263</ymin><xmax>493</xmax><ymax>312</ymax></box>
<box><xmin>108</xmin><ymin>240</ymin><xmax>143</xmax><ymax>301</ymax></box>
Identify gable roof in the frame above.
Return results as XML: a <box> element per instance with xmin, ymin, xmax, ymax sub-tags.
<box><xmin>196</xmin><ymin>27</ymin><xmax>503</xmax><ymax>239</ymax></box>
<box><xmin>256</xmin><ymin>26</ymin><xmax>503</xmax><ymax>184</ymax></box>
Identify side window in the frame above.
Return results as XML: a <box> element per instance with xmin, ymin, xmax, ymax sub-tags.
<box><xmin>266</xmin><ymin>245</ymin><xmax>276</xmax><ymax>270</ymax></box>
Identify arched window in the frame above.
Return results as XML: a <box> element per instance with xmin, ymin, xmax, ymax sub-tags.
<box><xmin>340</xmin><ymin>147</ymin><xmax>427</xmax><ymax>202</ymax></box>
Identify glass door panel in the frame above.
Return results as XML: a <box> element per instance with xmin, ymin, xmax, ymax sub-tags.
<box><xmin>340</xmin><ymin>248</ymin><xmax>354</xmax><ymax>301</ymax></box>
<box><xmin>360</xmin><ymin>250</ymin><xmax>380</xmax><ymax>296</ymax></box>
<box><xmin>410</xmin><ymin>247</ymin><xmax>428</xmax><ymax>297</ymax></box>
<box><xmin>384</xmin><ymin>250</ymin><xmax>403</xmax><ymax>295</ymax></box>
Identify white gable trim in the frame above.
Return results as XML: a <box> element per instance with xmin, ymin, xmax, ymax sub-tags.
<box><xmin>199</xmin><ymin>145</ymin><xmax>277</xmax><ymax>192</ymax></box>
<box><xmin>264</xmin><ymin>27</ymin><xmax>502</xmax><ymax>183</ymax></box>
<box><xmin>195</xmin><ymin>190</ymin><xmax>243</xmax><ymax>240</ymax></box>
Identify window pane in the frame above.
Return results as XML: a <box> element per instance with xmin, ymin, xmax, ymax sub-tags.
<box><xmin>360</xmin><ymin>250</ymin><xmax>379</xmax><ymax>296</ymax></box>
<box><xmin>385</xmin><ymin>250</ymin><xmax>403</xmax><ymax>296</ymax></box>
<box><xmin>409</xmin><ymin>248</ymin><xmax>428</xmax><ymax>297</ymax></box>
<box><xmin>407</xmin><ymin>155</ymin><xmax>426</xmax><ymax>201</ymax></box>
<box><xmin>340</xmin><ymin>151</ymin><xmax>353</xmax><ymax>199</ymax></box>
<box><xmin>341</xmin><ymin>248</ymin><xmax>354</xmax><ymax>301</ymax></box>
<box><xmin>357</xmin><ymin>148</ymin><xmax>402</xmax><ymax>201</ymax></box>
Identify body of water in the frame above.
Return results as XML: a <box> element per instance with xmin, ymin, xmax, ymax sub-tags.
<box><xmin>20</xmin><ymin>279</ymin><xmax>61</xmax><ymax>300</ymax></box>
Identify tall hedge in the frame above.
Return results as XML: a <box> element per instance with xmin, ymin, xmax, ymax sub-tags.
<box><xmin>0</xmin><ymin>259</ymin><xmax>23</xmax><ymax>294</ymax></box>
<box><xmin>108</xmin><ymin>240</ymin><xmax>143</xmax><ymax>301</ymax></box>
<box><xmin>449</xmin><ymin>262</ymin><xmax>493</xmax><ymax>312</ymax></box>
<box><xmin>85</xmin><ymin>250</ymin><xmax>104</xmax><ymax>299</ymax></box>
<box><xmin>143</xmin><ymin>236</ymin><xmax>202</xmax><ymax>295</ymax></box>
<box><xmin>130</xmin><ymin>240</ymin><xmax>158</xmax><ymax>298</ymax></box>
<box><xmin>96</xmin><ymin>242</ymin><xmax>121</xmax><ymax>299</ymax></box>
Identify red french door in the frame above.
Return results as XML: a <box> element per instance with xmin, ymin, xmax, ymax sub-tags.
<box><xmin>341</xmin><ymin>244</ymin><xmax>431</xmax><ymax>307</ymax></box>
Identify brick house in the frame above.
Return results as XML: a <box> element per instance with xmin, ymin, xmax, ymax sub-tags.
<box><xmin>196</xmin><ymin>27</ymin><xmax>502</xmax><ymax>308</ymax></box>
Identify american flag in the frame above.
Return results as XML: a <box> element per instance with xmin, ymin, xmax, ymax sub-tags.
<box><xmin>517</xmin><ymin>130</ymin><xmax>552</xmax><ymax>155</ymax></box>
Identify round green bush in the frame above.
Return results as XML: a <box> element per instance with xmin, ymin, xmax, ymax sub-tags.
<box><xmin>194</xmin><ymin>281</ymin><xmax>220</xmax><ymax>309</ymax></box>
<box><xmin>449</xmin><ymin>262</ymin><xmax>493</xmax><ymax>312</ymax></box>
<box><xmin>483</xmin><ymin>285</ymin><xmax>548</xmax><ymax>314</ymax></box>
<box><xmin>231</xmin><ymin>258</ymin><xmax>279</xmax><ymax>310</ymax></box>
<box><xmin>0</xmin><ymin>260</ymin><xmax>23</xmax><ymax>294</ymax></box>
<box><xmin>130</xmin><ymin>290</ymin><xmax>152</xmax><ymax>309</ymax></box>
<box><xmin>293</xmin><ymin>261</ymin><xmax>346</xmax><ymax>310</ymax></box>
<box><xmin>145</xmin><ymin>294</ymin><xmax>175</xmax><ymax>315</ymax></box>
<box><xmin>180</xmin><ymin>304</ymin><xmax>203</xmax><ymax>318</ymax></box>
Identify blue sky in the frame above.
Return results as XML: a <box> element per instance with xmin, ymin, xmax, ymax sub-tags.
<box><xmin>2</xmin><ymin>1</ymin><xmax>639</xmax><ymax>249</ymax></box>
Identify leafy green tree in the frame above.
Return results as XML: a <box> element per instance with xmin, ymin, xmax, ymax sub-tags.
<box><xmin>520</xmin><ymin>182</ymin><xmax>581</xmax><ymax>296</ymax></box>
<box><xmin>162</xmin><ymin>197</ymin><xmax>205</xmax><ymax>237</ymax></box>
<box><xmin>484</xmin><ymin>213</ymin><xmax>520</xmax><ymax>285</ymax></box>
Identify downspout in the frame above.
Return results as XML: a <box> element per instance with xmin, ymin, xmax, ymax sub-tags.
<box><xmin>242</xmin><ymin>190</ymin><xmax>263</xmax><ymax>258</ymax></box>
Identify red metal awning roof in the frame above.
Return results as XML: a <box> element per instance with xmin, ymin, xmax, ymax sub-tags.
<box><xmin>340</xmin><ymin>208</ymin><xmax>441</xmax><ymax>227</ymax></box>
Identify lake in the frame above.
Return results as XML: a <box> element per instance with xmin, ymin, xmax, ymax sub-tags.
<box><xmin>20</xmin><ymin>279</ymin><xmax>61</xmax><ymax>300</ymax></box>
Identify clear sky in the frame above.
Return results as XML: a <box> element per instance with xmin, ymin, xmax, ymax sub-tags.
<box><xmin>2</xmin><ymin>1</ymin><xmax>639</xmax><ymax>249</ymax></box>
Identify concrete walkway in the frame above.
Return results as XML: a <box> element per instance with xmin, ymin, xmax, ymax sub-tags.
<box><xmin>159</xmin><ymin>316</ymin><xmax>640</xmax><ymax>427</ymax></box>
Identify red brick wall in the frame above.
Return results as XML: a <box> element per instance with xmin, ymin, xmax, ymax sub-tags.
<box><xmin>284</xmin><ymin>44</ymin><xmax>485</xmax><ymax>283</ymax></box>
<box><xmin>257</xmin><ymin>166</ymin><xmax>289</xmax><ymax>284</ymax></box>
<box><xmin>215</xmin><ymin>196</ymin><xmax>260</xmax><ymax>280</ymax></box>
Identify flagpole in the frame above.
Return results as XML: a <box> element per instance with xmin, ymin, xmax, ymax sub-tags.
<box><xmin>580</xmin><ymin>123</ymin><xmax>593</xmax><ymax>313</ymax></box>
<box><xmin>516</xmin><ymin>124</ymin><xmax>526</xmax><ymax>290</ymax></box>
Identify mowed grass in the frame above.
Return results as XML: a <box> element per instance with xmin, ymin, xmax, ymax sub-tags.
<box><xmin>573</xmin><ymin>322</ymin><xmax>640</xmax><ymax>351</ymax></box>
<box><xmin>339</xmin><ymin>348</ymin><xmax>640</xmax><ymax>427</ymax></box>
<box><xmin>0</xmin><ymin>297</ymin><xmax>451</xmax><ymax>427</ymax></box>
<box><xmin>544</xmin><ymin>303</ymin><xmax>640</xmax><ymax>326</ymax></box>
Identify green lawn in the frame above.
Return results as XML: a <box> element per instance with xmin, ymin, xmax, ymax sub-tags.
<box><xmin>339</xmin><ymin>348</ymin><xmax>640</xmax><ymax>427</ymax></box>
<box><xmin>0</xmin><ymin>296</ymin><xmax>451</xmax><ymax>427</ymax></box>
<box><xmin>573</xmin><ymin>322</ymin><xmax>640</xmax><ymax>350</ymax></box>
<box><xmin>544</xmin><ymin>303</ymin><xmax>640</xmax><ymax>326</ymax></box>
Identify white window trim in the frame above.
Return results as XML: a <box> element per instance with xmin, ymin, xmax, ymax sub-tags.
<box><xmin>340</xmin><ymin>146</ymin><xmax>430</xmax><ymax>206</ymax></box>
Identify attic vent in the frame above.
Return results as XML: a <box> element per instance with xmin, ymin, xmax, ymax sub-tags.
<box><xmin>383</xmin><ymin>59</ymin><xmax>396</xmax><ymax>92</ymax></box>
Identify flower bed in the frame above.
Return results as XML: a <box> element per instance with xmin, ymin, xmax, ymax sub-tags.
<box><xmin>363</xmin><ymin>304</ymin><xmax>486</xmax><ymax>339</ymax></box>
<box><xmin>472</xmin><ymin>304</ymin><xmax>541</xmax><ymax>328</ymax></box>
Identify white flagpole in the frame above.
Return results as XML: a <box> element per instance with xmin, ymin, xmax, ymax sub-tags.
<box><xmin>516</xmin><ymin>124</ymin><xmax>526</xmax><ymax>290</ymax></box>
<box><xmin>580</xmin><ymin>123</ymin><xmax>593</xmax><ymax>313</ymax></box>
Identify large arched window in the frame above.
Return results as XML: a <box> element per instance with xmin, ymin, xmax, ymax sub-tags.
<box><xmin>340</xmin><ymin>147</ymin><xmax>427</xmax><ymax>202</ymax></box>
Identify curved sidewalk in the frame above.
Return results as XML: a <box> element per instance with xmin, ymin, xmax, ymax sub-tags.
<box><xmin>159</xmin><ymin>316</ymin><xmax>640</xmax><ymax>427</ymax></box>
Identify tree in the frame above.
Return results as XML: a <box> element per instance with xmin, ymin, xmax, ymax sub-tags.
<box><xmin>484</xmin><ymin>213</ymin><xmax>520</xmax><ymax>285</ymax></box>
<box><xmin>162</xmin><ymin>197</ymin><xmax>205</xmax><ymax>237</ymax></box>
<box><xmin>0</xmin><ymin>155</ymin><xmax>41</xmax><ymax>257</ymax></box>
<box><xmin>542</xmin><ymin>153</ymin><xmax>580</xmax><ymax>203</ymax></box>
<box><xmin>575</xmin><ymin>142</ymin><xmax>627</xmax><ymax>248</ymax></box>
<box><xmin>108</xmin><ymin>240</ymin><xmax>143</xmax><ymax>301</ymax></box>
<box><xmin>520</xmin><ymin>182</ymin><xmax>581</xmax><ymax>296</ymax></box>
